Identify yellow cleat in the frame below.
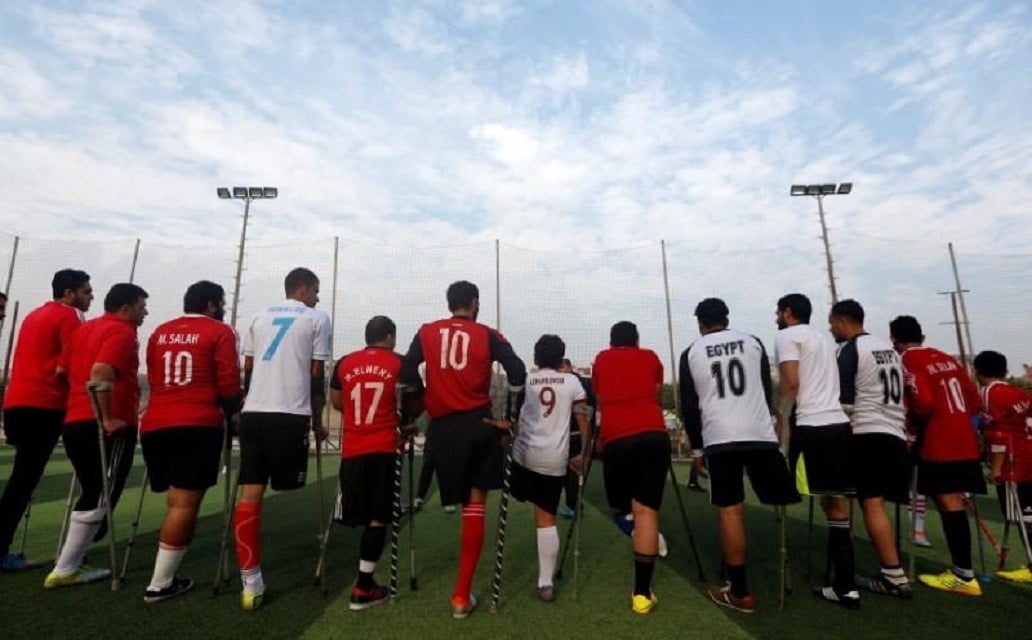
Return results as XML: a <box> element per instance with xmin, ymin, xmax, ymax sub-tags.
<box><xmin>995</xmin><ymin>566</ymin><xmax>1032</xmax><ymax>584</ymax></box>
<box><xmin>918</xmin><ymin>570</ymin><xmax>982</xmax><ymax>596</ymax></box>
<box><xmin>43</xmin><ymin>566</ymin><xmax>110</xmax><ymax>589</ymax></box>
<box><xmin>631</xmin><ymin>591</ymin><xmax>658</xmax><ymax>614</ymax></box>
<box><xmin>240</xmin><ymin>587</ymin><xmax>265</xmax><ymax>611</ymax></box>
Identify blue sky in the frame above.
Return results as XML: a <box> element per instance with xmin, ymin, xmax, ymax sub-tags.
<box><xmin>0</xmin><ymin>0</ymin><xmax>1030</xmax><ymax>366</ymax></box>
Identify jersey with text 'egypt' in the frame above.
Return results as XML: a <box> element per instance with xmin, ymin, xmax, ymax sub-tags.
<box><xmin>837</xmin><ymin>333</ymin><xmax>906</xmax><ymax>440</ymax></box>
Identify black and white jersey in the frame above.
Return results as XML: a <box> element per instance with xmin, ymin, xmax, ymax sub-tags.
<box><xmin>679</xmin><ymin>328</ymin><xmax>778</xmax><ymax>452</ymax></box>
<box><xmin>837</xmin><ymin>333</ymin><xmax>906</xmax><ymax>440</ymax></box>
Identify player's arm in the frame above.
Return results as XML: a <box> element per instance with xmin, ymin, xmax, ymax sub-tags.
<box><xmin>757</xmin><ymin>338</ymin><xmax>775</xmax><ymax>411</ymax></box>
<box><xmin>310</xmin><ymin>359</ymin><xmax>327</xmax><ymax>437</ymax></box>
<box><xmin>572</xmin><ymin>404</ymin><xmax>591</xmax><ymax>474</ymax></box>
<box><xmin>837</xmin><ymin>339</ymin><xmax>858</xmax><ymax>417</ymax></box>
<box><xmin>90</xmin><ymin>332</ymin><xmax>134</xmax><ymax>434</ymax></box>
<box><xmin>54</xmin><ymin>313</ymin><xmax>81</xmax><ymax>378</ymax></box>
<box><xmin>215</xmin><ymin>330</ymin><xmax>243</xmax><ymax>420</ymax></box>
<box><xmin>678</xmin><ymin>348</ymin><xmax>703</xmax><ymax>455</ymax></box>
<box><xmin>399</xmin><ymin>331</ymin><xmax>426</xmax><ymax>397</ymax></box>
<box><xmin>489</xmin><ymin>330</ymin><xmax>527</xmax><ymax>391</ymax></box>
<box><xmin>775</xmin><ymin>332</ymin><xmax>800</xmax><ymax>424</ymax></box>
<box><xmin>329</xmin><ymin>357</ymin><xmax>345</xmax><ymax>412</ymax></box>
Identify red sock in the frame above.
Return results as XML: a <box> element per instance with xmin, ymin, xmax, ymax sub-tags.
<box><xmin>453</xmin><ymin>501</ymin><xmax>486</xmax><ymax>603</ymax></box>
<box><xmin>234</xmin><ymin>501</ymin><xmax>262</xmax><ymax>571</ymax></box>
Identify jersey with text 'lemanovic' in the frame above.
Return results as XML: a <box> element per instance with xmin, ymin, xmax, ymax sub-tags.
<box><xmin>513</xmin><ymin>369</ymin><xmax>587</xmax><ymax>477</ymax></box>
<box><xmin>680</xmin><ymin>329</ymin><xmax>777</xmax><ymax>452</ymax></box>
<box><xmin>837</xmin><ymin>333</ymin><xmax>906</xmax><ymax>440</ymax></box>
<box><xmin>980</xmin><ymin>380</ymin><xmax>1032</xmax><ymax>483</ymax></box>
<box><xmin>241</xmin><ymin>299</ymin><xmax>331</xmax><ymax>416</ymax></box>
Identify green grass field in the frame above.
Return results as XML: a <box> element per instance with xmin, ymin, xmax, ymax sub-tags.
<box><xmin>1</xmin><ymin>448</ymin><xmax>1029</xmax><ymax>639</ymax></box>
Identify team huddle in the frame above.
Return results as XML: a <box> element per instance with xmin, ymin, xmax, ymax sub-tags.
<box><xmin>0</xmin><ymin>269</ymin><xmax>1030</xmax><ymax>618</ymax></box>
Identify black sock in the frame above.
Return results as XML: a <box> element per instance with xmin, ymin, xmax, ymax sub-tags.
<box><xmin>633</xmin><ymin>553</ymin><xmax>656</xmax><ymax>597</ymax></box>
<box><xmin>727</xmin><ymin>564</ymin><xmax>748</xmax><ymax>598</ymax></box>
<box><xmin>827</xmin><ymin>521</ymin><xmax>855</xmax><ymax>595</ymax></box>
<box><xmin>358</xmin><ymin>525</ymin><xmax>387</xmax><ymax>589</ymax></box>
<box><xmin>940</xmin><ymin>510</ymin><xmax>973</xmax><ymax>577</ymax></box>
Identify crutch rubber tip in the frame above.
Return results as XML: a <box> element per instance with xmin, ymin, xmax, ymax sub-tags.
<box><xmin>410</xmin><ymin>578</ymin><xmax>418</xmax><ymax>591</ymax></box>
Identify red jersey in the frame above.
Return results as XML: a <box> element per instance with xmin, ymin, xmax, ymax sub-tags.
<box><xmin>64</xmin><ymin>313</ymin><xmax>141</xmax><ymax>426</ymax></box>
<box><xmin>592</xmin><ymin>347</ymin><xmax>666</xmax><ymax>447</ymax></box>
<box><xmin>141</xmin><ymin>315</ymin><xmax>241</xmax><ymax>433</ymax></box>
<box><xmin>3</xmin><ymin>301</ymin><xmax>83</xmax><ymax>410</ymax></box>
<box><xmin>400</xmin><ymin>317</ymin><xmax>526</xmax><ymax>420</ymax></box>
<box><xmin>980</xmin><ymin>380</ymin><xmax>1032</xmax><ymax>482</ymax></box>
<box><xmin>331</xmin><ymin>347</ymin><xmax>401</xmax><ymax>459</ymax></box>
<box><xmin>900</xmin><ymin>346</ymin><xmax>980</xmax><ymax>462</ymax></box>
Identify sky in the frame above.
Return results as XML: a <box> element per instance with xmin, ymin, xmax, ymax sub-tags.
<box><xmin>0</xmin><ymin>0</ymin><xmax>1030</xmax><ymax>370</ymax></box>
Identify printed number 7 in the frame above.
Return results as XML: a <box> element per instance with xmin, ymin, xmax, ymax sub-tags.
<box><xmin>263</xmin><ymin>317</ymin><xmax>296</xmax><ymax>361</ymax></box>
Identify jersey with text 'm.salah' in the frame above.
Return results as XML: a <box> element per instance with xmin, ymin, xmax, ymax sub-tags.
<box><xmin>141</xmin><ymin>315</ymin><xmax>241</xmax><ymax>433</ymax></box>
<box><xmin>3</xmin><ymin>301</ymin><xmax>84</xmax><ymax>411</ymax></box>
<box><xmin>63</xmin><ymin>313</ymin><xmax>140</xmax><ymax>426</ymax></box>
<box><xmin>900</xmin><ymin>346</ymin><xmax>980</xmax><ymax>462</ymax></box>
<box><xmin>331</xmin><ymin>347</ymin><xmax>401</xmax><ymax>459</ymax></box>
<box><xmin>592</xmin><ymin>346</ymin><xmax>666</xmax><ymax>447</ymax></box>
<box><xmin>981</xmin><ymin>380</ymin><xmax>1032</xmax><ymax>483</ymax></box>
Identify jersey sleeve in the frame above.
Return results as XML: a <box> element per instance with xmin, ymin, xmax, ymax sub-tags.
<box><xmin>312</xmin><ymin>312</ymin><xmax>332</xmax><ymax>362</ymax></box>
<box><xmin>95</xmin><ymin>326</ymin><xmax>136</xmax><ymax>375</ymax></box>
<box><xmin>774</xmin><ymin>331</ymin><xmax>799</xmax><ymax>363</ymax></box>
<box><xmin>678</xmin><ymin>346</ymin><xmax>703</xmax><ymax>451</ymax></box>
<box><xmin>837</xmin><ymin>339</ymin><xmax>859</xmax><ymax>406</ymax></box>
<box><xmin>215</xmin><ymin>326</ymin><xmax>242</xmax><ymax>398</ymax></box>
<box><xmin>489</xmin><ymin>329</ymin><xmax>527</xmax><ymax>389</ymax></box>
<box><xmin>756</xmin><ymin>337</ymin><xmax>774</xmax><ymax>411</ymax></box>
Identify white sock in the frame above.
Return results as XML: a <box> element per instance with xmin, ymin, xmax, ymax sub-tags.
<box><xmin>241</xmin><ymin>567</ymin><xmax>264</xmax><ymax>593</ymax></box>
<box><xmin>148</xmin><ymin>544</ymin><xmax>187</xmax><ymax>590</ymax></box>
<box><xmin>359</xmin><ymin>559</ymin><xmax>377</xmax><ymax>574</ymax></box>
<box><xmin>537</xmin><ymin>526</ymin><xmax>559</xmax><ymax>588</ymax></box>
<box><xmin>54</xmin><ymin>509</ymin><xmax>105</xmax><ymax>575</ymax></box>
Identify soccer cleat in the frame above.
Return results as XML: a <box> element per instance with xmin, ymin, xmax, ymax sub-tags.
<box><xmin>349</xmin><ymin>584</ymin><xmax>389</xmax><ymax>611</ymax></box>
<box><xmin>657</xmin><ymin>532</ymin><xmax>669</xmax><ymax>558</ymax></box>
<box><xmin>444</xmin><ymin>504</ymin><xmax>458</xmax><ymax>514</ymax></box>
<box><xmin>707</xmin><ymin>583</ymin><xmax>756</xmax><ymax>614</ymax></box>
<box><xmin>813</xmin><ymin>586</ymin><xmax>861</xmax><ymax>609</ymax></box>
<box><xmin>451</xmin><ymin>593</ymin><xmax>477</xmax><ymax>619</ymax></box>
<box><xmin>854</xmin><ymin>574</ymin><xmax>913</xmax><ymax>600</ymax></box>
<box><xmin>914</xmin><ymin>531</ymin><xmax>932</xmax><ymax>548</ymax></box>
<box><xmin>43</xmin><ymin>566</ymin><xmax>110</xmax><ymax>589</ymax></box>
<box><xmin>558</xmin><ymin>505</ymin><xmax>575</xmax><ymax>519</ymax></box>
<box><xmin>918</xmin><ymin>570</ymin><xmax>982</xmax><ymax>596</ymax></box>
<box><xmin>240</xmin><ymin>586</ymin><xmax>265</xmax><ymax>611</ymax></box>
<box><xmin>413</xmin><ymin>497</ymin><xmax>425</xmax><ymax>513</ymax></box>
<box><xmin>0</xmin><ymin>553</ymin><xmax>43</xmax><ymax>572</ymax></box>
<box><xmin>536</xmin><ymin>585</ymin><xmax>556</xmax><ymax>603</ymax></box>
<box><xmin>995</xmin><ymin>566</ymin><xmax>1032</xmax><ymax>584</ymax></box>
<box><xmin>631</xmin><ymin>590</ymin><xmax>658</xmax><ymax>614</ymax></box>
<box><xmin>144</xmin><ymin>577</ymin><xmax>195</xmax><ymax>604</ymax></box>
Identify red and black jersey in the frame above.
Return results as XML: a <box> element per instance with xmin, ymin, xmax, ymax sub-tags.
<box><xmin>3</xmin><ymin>301</ymin><xmax>83</xmax><ymax>411</ymax></box>
<box><xmin>981</xmin><ymin>380</ymin><xmax>1032</xmax><ymax>482</ymax></box>
<box><xmin>141</xmin><ymin>315</ymin><xmax>241</xmax><ymax>433</ymax></box>
<box><xmin>331</xmin><ymin>347</ymin><xmax>402</xmax><ymax>459</ymax></box>
<box><xmin>900</xmin><ymin>346</ymin><xmax>980</xmax><ymax>462</ymax></box>
<box><xmin>400</xmin><ymin>316</ymin><xmax>526</xmax><ymax>419</ymax></box>
<box><xmin>64</xmin><ymin>313</ymin><xmax>141</xmax><ymax>426</ymax></box>
<box><xmin>592</xmin><ymin>347</ymin><xmax>666</xmax><ymax>447</ymax></box>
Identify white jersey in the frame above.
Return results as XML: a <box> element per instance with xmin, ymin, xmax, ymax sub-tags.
<box><xmin>837</xmin><ymin>333</ymin><xmax>906</xmax><ymax>439</ymax></box>
<box><xmin>512</xmin><ymin>369</ymin><xmax>587</xmax><ymax>477</ymax></box>
<box><xmin>775</xmin><ymin>323</ymin><xmax>848</xmax><ymax>427</ymax></box>
<box><xmin>241</xmin><ymin>299</ymin><xmax>332</xmax><ymax>416</ymax></box>
<box><xmin>680</xmin><ymin>329</ymin><xmax>778</xmax><ymax>450</ymax></box>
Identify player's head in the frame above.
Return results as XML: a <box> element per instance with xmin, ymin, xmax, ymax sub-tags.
<box><xmin>776</xmin><ymin>293</ymin><xmax>811</xmax><ymax>328</ymax></box>
<box><xmin>973</xmin><ymin>350</ymin><xmax>1007</xmax><ymax>382</ymax></box>
<box><xmin>447</xmin><ymin>280</ymin><xmax>480</xmax><ymax>320</ymax></box>
<box><xmin>52</xmin><ymin>269</ymin><xmax>93</xmax><ymax>311</ymax></box>
<box><xmin>694</xmin><ymin>297</ymin><xmax>729</xmax><ymax>333</ymax></box>
<box><xmin>534</xmin><ymin>334</ymin><xmax>566</xmax><ymax>369</ymax></box>
<box><xmin>558</xmin><ymin>358</ymin><xmax>573</xmax><ymax>373</ymax></box>
<box><xmin>610</xmin><ymin>321</ymin><xmax>639</xmax><ymax>347</ymax></box>
<box><xmin>104</xmin><ymin>283</ymin><xmax>149</xmax><ymax>326</ymax></box>
<box><xmin>365</xmin><ymin>315</ymin><xmax>397</xmax><ymax>349</ymax></box>
<box><xmin>285</xmin><ymin>267</ymin><xmax>320</xmax><ymax>308</ymax></box>
<box><xmin>828</xmin><ymin>299</ymin><xmax>865</xmax><ymax>342</ymax></box>
<box><xmin>888</xmin><ymin>315</ymin><xmax>924</xmax><ymax>353</ymax></box>
<box><xmin>184</xmin><ymin>280</ymin><xmax>226</xmax><ymax>321</ymax></box>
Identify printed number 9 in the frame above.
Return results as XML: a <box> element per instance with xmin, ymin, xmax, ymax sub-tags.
<box><xmin>540</xmin><ymin>386</ymin><xmax>556</xmax><ymax>418</ymax></box>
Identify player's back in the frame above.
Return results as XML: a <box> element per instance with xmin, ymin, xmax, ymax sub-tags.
<box><xmin>4</xmin><ymin>301</ymin><xmax>83</xmax><ymax>410</ymax></box>
<box><xmin>514</xmin><ymin>369</ymin><xmax>586</xmax><ymax>475</ymax></box>
<box><xmin>981</xmin><ymin>380</ymin><xmax>1032</xmax><ymax>482</ymax></box>
<box><xmin>901</xmin><ymin>346</ymin><xmax>979</xmax><ymax>461</ymax></box>
<box><xmin>242</xmin><ymin>299</ymin><xmax>331</xmax><ymax>416</ymax></box>
<box><xmin>841</xmin><ymin>333</ymin><xmax>906</xmax><ymax>439</ymax></box>
<box><xmin>775</xmin><ymin>323</ymin><xmax>847</xmax><ymax>426</ymax></box>
<box><xmin>143</xmin><ymin>315</ymin><xmax>240</xmax><ymax>431</ymax></box>
<box><xmin>334</xmin><ymin>346</ymin><xmax>401</xmax><ymax>459</ymax></box>
<box><xmin>416</xmin><ymin>317</ymin><xmax>496</xmax><ymax>418</ymax></box>
<box><xmin>592</xmin><ymin>346</ymin><xmax>665</xmax><ymax>445</ymax></box>
<box><xmin>64</xmin><ymin>314</ymin><xmax>140</xmax><ymax>425</ymax></box>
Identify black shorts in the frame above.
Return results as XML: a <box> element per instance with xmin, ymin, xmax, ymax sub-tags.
<box><xmin>916</xmin><ymin>459</ymin><xmax>986</xmax><ymax>496</ymax></box>
<box><xmin>141</xmin><ymin>426</ymin><xmax>224</xmax><ymax>492</ymax></box>
<box><xmin>996</xmin><ymin>482</ymin><xmax>1032</xmax><ymax>523</ymax></box>
<box><xmin>851</xmin><ymin>433</ymin><xmax>910</xmax><ymax>504</ymax></box>
<box><xmin>334</xmin><ymin>453</ymin><xmax>397</xmax><ymax>527</ymax></box>
<box><xmin>788</xmin><ymin>423</ymin><xmax>854</xmax><ymax>496</ymax></box>
<box><xmin>62</xmin><ymin>419</ymin><xmax>137</xmax><ymax>512</ymax></box>
<box><xmin>707</xmin><ymin>445</ymin><xmax>800</xmax><ymax>508</ymax></box>
<box><xmin>432</xmin><ymin>408</ymin><xmax>503</xmax><ymax>506</ymax></box>
<box><xmin>238</xmin><ymin>412</ymin><xmax>310</xmax><ymax>491</ymax></box>
<box><xmin>603</xmin><ymin>431</ymin><xmax>670</xmax><ymax>512</ymax></box>
<box><xmin>510</xmin><ymin>462</ymin><xmax>565</xmax><ymax>516</ymax></box>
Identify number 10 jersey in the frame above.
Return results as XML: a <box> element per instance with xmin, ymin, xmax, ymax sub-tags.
<box><xmin>837</xmin><ymin>333</ymin><xmax>906</xmax><ymax>440</ymax></box>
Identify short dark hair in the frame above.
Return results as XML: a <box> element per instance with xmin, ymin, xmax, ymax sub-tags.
<box><xmin>447</xmin><ymin>280</ymin><xmax>479</xmax><ymax>311</ymax></box>
<box><xmin>365</xmin><ymin>315</ymin><xmax>396</xmax><ymax>345</ymax></box>
<box><xmin>52</xmin><ymin>269</ymin><xmax>90</xmax><ymax>299</ymax></box>
<box><xmin>777</xmin><ymin>293</ymin><xmax>812</xmax><ymax>323</ymax></box>
<box><xmin>534</xmin><ymin>334</ymin><xmax>566</xmax><ymax>369</ymax></box>
<box><xmin>183</xmin><ymin>280</ymin><xmax>225</xmax><ymax>314</ymax></box>
<box><xmin>830</xmin><ymin>299</ymin><xmax>865</xmax><ymax>324</ymax></box>
<box><xmin>610</xmin><ymin>321</ymin><xmax>638</xmax><ymax>347</ymax></box>
<box><xmin>889</xmin><ymin>315</ymin><xmax>923</xmax><ymax>344</ymax></box>
<box><xmin>694</xmin><ymin>297</ymin><xmax>729</xmax><ymax>328</ymax></box>
<box><xmin>104</xmin><ymin>283</ymin><xmax>148</xmax><ymax>313</ymax></box>
<box><xmin>973</xmin><ymin>350</ymin><xmax>1007</xmax><ymax>378</ymax></box>
<box><xmin>284</xmin><ymin>267</ymin><xmax>319</xmax><ymax>295</ymax></box>
<box><xmin>0</xmin><ymin>291</ymin><xmax>6</xmax><ymax>301</ymax></box>
<box><xmin>560</xmin><ymin>358</ymin><xmax>573</xmax><ymax>368</ymax></box>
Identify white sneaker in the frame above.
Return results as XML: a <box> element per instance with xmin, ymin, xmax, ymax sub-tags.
<box><xmin>914</xmin><ymin>532</ymin><xmax>932</xmax><ymax>548</ymax></box>
<box><xmin>658</xmin><ymin>532</ymin><xmax>669</xmax><ymax>558</ymax></box>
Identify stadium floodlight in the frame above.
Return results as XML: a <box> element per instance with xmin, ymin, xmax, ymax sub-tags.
<box><xmin>232</xmin><ymin>187</ymin><xmax>248</xmax><ymax>199</ymax></box>
<box><xmin>837</xmin><ymin>182</ymin><xmax>852</xmax><ymax>195</ymax></box>
<box><xmin>217</xmin><ymin>187</ymin><xmax>231</xmax><ymax>199</ymax></box>
<box><xmin>217</xmin><ymin>185</ymin><xmax>278</xmax><ymax>328</ymax></box>
<box><xmin>820</xmin><ymin>183</ymin><xmax>836</xmax><ymax>195</ymax></box>
<box><xmin>789</xmin><ymin>180</ymin><xmax>853</xmax><ymax>305</ymax></box>
<box><xmin>263</xmin><ymin>187</ymin><xmax>278</xmax><ymax>199</ymax></box>
<box><xmin>790</xmin><ymin>185</ymin><xmax>807</xmax><ymax>196</ymax></box>
<box><xmin>248</xmin><ymin>187</ymin><xmax>263</xmax><ymax>199</ymax></box>
<box><xmin>805</xmin><ymin>185</ymin><xmax>821</xmax><ymax>196</ymax></box>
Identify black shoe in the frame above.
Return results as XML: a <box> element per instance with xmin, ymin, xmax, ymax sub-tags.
<box><xmin>350</xmin><ymin>584</ymin><xmax>389</xmax><ymax>611</ymax></box>
<box><xmin>144</xmin><ymin>577</ymin><xmax>195</xmax><ymax>604</ymax></box>
<box><xmin>855</xmin><ymin>574</ymin><xmax>913</xmax><ymax>600</ymax></box>
<box><xmin>813</xmin><ymin>586</ymin><xmax>860</xmax><ymax>610</ymax></box>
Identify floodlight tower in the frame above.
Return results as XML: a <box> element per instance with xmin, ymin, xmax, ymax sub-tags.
<box><xmin>216</xmin><ymin>186</ymin><xmax>278</xmax><ymax>328</ymax></box>
<box><xmin>790</xmin><ymin>182</ymin><xmax>852</xmax><ymax>304</ymax></box>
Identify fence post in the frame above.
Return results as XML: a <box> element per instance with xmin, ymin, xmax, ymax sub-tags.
<box><xmin>129</xmin><ymin>238</ymin><xmax>141</xmax><ymax>284</ymax></box>
<box><xmin>3</xmin><ymin>235</ymin><xmax>19</xmax><ymax>296</ymax></box>
<box><xmin>661</xmin><ymin>240</ymin><xmax>683</xmax><ymax>459</ymax></box>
